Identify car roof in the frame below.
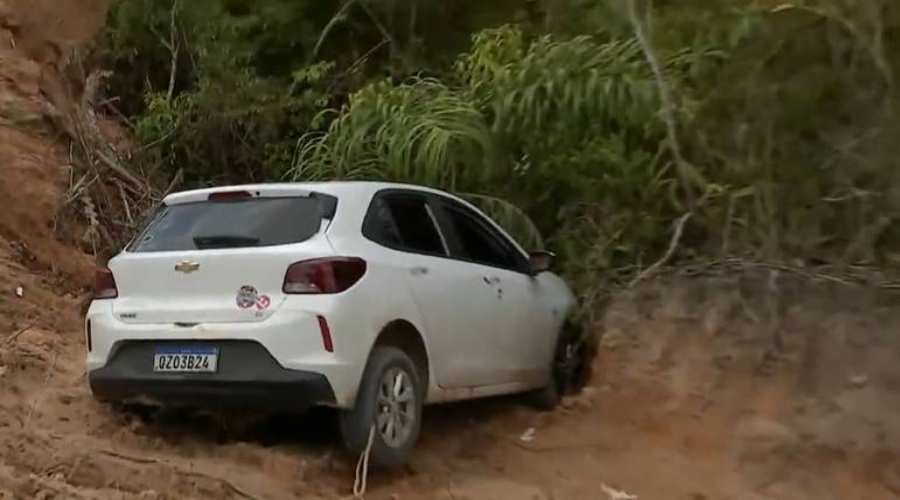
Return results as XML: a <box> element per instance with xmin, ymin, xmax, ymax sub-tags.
<box><xmin>163</xmin><ymin>181</ymin><xmax>460</xmax><ymax>205</ymax></box>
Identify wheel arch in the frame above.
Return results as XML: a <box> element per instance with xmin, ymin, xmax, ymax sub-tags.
<box><xmin>372</xmin><ymin>319</ymin><xmax>431</xmax><ymax>393</ymax></box>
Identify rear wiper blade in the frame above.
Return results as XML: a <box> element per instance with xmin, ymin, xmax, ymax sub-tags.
<box><xmin>192</xmin><ymin>235</ymin><xmax>260</xmax><ymax>249</ymax></box>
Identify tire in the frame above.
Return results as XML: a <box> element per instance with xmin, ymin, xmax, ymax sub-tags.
<box><xmin>339</xmin><ymin>346</ymin><xmax>423</xmax><ymax>468</ymax></box>
<box><xmin>530</xmin><ymin>371</ymin><xmax>561</xmax><ymax>411</ymax></box>
<box><xmin>530</xmin><ymin>320</ymin><xmax>591</xmax><ymax>411</ymax></box>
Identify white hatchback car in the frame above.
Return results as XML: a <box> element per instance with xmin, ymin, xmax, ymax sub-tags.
<box><xmin>85</xmin><ymin>182</ymin><xmax>586</xmax><ymax>465</ymax></box>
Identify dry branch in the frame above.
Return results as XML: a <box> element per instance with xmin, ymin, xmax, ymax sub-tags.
<box><xmin>44</xmin><ymin>54</ymin><xmax>162</xmax><ymax>256</ymax></box>
<box><xmin>661</xmin><ymin>258</ymin><xmax>900</xmax><ymax>289</ymax></box>
<box><xmin>97</xmin><ymin>449</ymin><xmax>265</xmax><ymax>500</ymax></box>
<box><xmin>162</xmin><ymin>168</ymin><xmax>184</xmax><ymax>198</ymax></box>
<box><xmin>166</xmin><ymin>0</ymin><xmax>181</xmax><ymax>103</ymax></box>
<box><xmin>626</xmin><ymin>0</ymin><xmax>695</xmax><ymax>209</ymax></box>
<box><xmin>116</xmin><ymin>182</ymin><xmax>134</xmax><ymax>226</ymax></box>
<box><xmin>95</xmin><ymin>149</ymin><xmax>145</xmax><ymax>191</ymax></box>
<box><xmin>3</xmin><ymin>322</ymin><xmax>36</xmax><ymax>346</ymax></box>
<box><xmin>630</xmin><ymin>213</ymin><xmax>692</xmax><ymax>287</ymax></box>
<box><xmin>24</xmin><ymin>354</ymin><xmax>57</xmax><ymax>429</ymax></box>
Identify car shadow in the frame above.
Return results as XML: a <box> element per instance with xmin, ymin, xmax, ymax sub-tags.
<box><xmin>120</xmin><ymin>392</ymin><xmax>529</xmax><ymax>466</ymax></box>
<box><xmin>122</xmin><ymin>404</ymin><xmax>340</xmax><ymax>450</ymax></box>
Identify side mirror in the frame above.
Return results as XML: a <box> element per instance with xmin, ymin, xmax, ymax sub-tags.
<box><xmin>529</xmin><ymin>250</ymin><xmax>555</xmax><ymax>275</ymax></box>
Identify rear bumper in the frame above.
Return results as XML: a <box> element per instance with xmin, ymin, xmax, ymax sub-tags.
<box><xmin>85</xmin><ymin>299</ymin><xmax>371</xmax><ymax>408</ymax></box>
<box><xmin>88</xmin><ymin>340</ymin><xmax>336</xmax><ymax>411</ymax></box>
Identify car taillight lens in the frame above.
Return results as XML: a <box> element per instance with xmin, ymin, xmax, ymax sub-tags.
<box><xmin>283</xmin><ymin>258</ymin><xmax>367</xmax><ymax>294</ymax></box>
<box><xmin>92</xmin><ymin>268</ymin><xmax>118</xmax><ymax>300</ymax></box>
<box><xmin>208</xmin><ymin>190</ymin><xmax>252</xmax><ymax>202</ymax></box>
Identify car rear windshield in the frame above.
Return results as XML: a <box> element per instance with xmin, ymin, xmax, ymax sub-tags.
<box><xmin>129</xmin><ymin>196</ymin><xmax>324</xmax><ymax>253</ymax></box>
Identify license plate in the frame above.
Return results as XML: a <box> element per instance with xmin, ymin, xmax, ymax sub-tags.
<box><xmin>153</xmin><ymin>346</ymin><xmax>218</xmax><ymax>373</ymax></box>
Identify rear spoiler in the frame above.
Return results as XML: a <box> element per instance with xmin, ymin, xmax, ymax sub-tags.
<box><xmin>165</xmin><ymin>188</ymin><xmax>336</xmax><ymax>219</ymax></box>
<box><xmin>123</xmin><ymin>190</ymin><xmax>339</xmax><ymax>253</ymax></box>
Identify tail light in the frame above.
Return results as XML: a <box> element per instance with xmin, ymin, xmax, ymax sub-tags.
<box><xmin>283</xmin><ymin>257</ymin><xmax>367</xmax><ymax>294</ymax></box>
<box><xmin>92</xmin><ymin>268</ymin><xmax>118</xmax><ymax>300</ymax></box>
<box><xmin>208</xmin><ymin>190</ymin><xmax>252</xmax><ymax>202</ymax></box>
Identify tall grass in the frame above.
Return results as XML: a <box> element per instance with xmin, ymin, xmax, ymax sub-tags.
<box><xmin>291</xmin><ymin>79</ymin><xmax>494</xmax><ymax>189</ymax></box>
<box><xmin>291</xmin><ymin>12</ymin><xmax>900</xmax><ymax>308</ymax></box>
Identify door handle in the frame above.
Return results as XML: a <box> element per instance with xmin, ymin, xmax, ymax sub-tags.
<box><xmin>483</xmin><ymin>275</ymin><xmax>501</xmax><ymax>285</ymax></box>
<box><xmin>409</xmin><ymin>266</ymin><xmax>429</xmax><ymax>276</ymax></box>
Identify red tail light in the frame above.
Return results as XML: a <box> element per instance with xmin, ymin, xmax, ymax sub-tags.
<box><xmin>283</xmin><ymin>257</ymin><xmax>367</xmax><ymax>294</ymax></box>
<box><xmin>92</xmin><ymin>268</ymin><xmax>118</xmax><ymax>300</ymax></box>
<box><xmin>208</xmin><ymin>190</ymin><xmax>252</xmax><ymax>202</ymax></box>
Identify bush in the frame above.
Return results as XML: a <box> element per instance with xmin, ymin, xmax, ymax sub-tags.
<box><xmin>94</xmin><ymin>0</ymin><xmax>900</xmax><ymax>308</ymax></box>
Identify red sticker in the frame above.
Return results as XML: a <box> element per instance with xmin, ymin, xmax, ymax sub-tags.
<box><xmin>256</xmin><ymin>295</ymin><xmax>271</xmax><ymax>310</ymax></box>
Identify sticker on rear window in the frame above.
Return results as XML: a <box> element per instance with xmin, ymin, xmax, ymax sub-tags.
<box><xmin>236</xmin><ymin>286</ymin><xmax>259</xmax><ymax>309</ymax></box>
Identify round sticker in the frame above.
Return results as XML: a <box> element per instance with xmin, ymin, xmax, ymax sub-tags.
<box><xmin>236</xmin><ymin>286</ymin><xmax>258</xmax><ymax>309</ymax></box>
<box><xmin>256</xmin><ymin>295</ymin><xmax>271</xmax><ymax>310</ymax></box>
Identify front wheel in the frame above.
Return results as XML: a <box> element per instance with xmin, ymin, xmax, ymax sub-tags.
<box><xmin>530</xmin><ymin>321</ymin><xmax>591</xmax><ymax>411</ymax></box>
<box><xmin>339</xmin><ymin>346</ymin><xmax>423</xmax><ymax>468</ymax></box>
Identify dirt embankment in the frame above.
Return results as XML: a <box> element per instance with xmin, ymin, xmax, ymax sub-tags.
<box><xmin>371</xmin><ymin>273</ymin><xmax>900</xmax><ymax>500</ymax></box>
<box><xmin>594</xmin><ymin>272</ymin><xmax>900</xmax><ymax>499</ymax></box>
<box><xmin>0</xmin><ymin>0</ymin><xmax>99</xmax><ymax>405</ymax></box>
<box><xmin>3</xmin><ymin>260</ymin><xmax>899</xmax><ymax>499</ymax></box>
<box><xmin>1</xmin><ymin>1</ymin><xmax>900</xmax><ymax>499</ymax></box>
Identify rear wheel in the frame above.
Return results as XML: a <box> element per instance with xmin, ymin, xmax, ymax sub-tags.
<box><xmin>531</xmin><ymin>321</ymin><xmax>591</xmax><ymax>411</ymax></box>
<box><xmin>339</xmin><ymin>347</ymin><xmax>423</xmax><ymax>467</ymax></box>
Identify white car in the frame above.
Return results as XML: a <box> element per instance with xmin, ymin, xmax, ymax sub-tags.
<box><xmin>85</xmin><ymin>182</ymin><xmax>586</xmax><ymax>465</ymax></box>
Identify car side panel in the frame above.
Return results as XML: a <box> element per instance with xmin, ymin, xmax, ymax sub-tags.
<box><xmin>403</xmin><ymin>251</ymin><xmax>506</xmax><ymax>388</ymax></box>
<box><xmin>428</xmin><ymin>191</ymin><xmax>578</xmax><ymax>387</ymax></box>
<box><xmin>491</xmin><ymin>268</ymin><xmax>556</xmax><ymax>384</ymax></box>
<box><xmin>323</xmin><ymin>224</ymin><xmax>443</xmax><ymax>405</ymax></box>
<box><xmin>346</xmin><ymin>188</ymin><xmax>510</xmax><ymax>390</ymax></box>
<box><xmin>425</xmin><ymin>193</ymin><xmax>557</xmax><ymax>387</ymax></box>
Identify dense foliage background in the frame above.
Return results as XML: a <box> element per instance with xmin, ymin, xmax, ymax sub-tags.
<box><xmin>93</xmin><ymin>0</ymin><xmax>900</xmax><ymax>305</ymax></box>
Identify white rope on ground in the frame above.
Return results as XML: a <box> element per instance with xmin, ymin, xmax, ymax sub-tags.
<box><xmin>352</xmin><ymin>424</ymin><xmax>376</xmax><ymax>499</ymax></box>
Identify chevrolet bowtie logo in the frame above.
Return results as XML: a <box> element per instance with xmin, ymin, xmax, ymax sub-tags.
<box><xmin>174</xmin><ymin>260</ymin><xmax>200</xmax><ymax>274</ymax></box>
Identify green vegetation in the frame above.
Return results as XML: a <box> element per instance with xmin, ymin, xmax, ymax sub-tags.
<box><xmin>94</xmin><ymin>0</ymin><xmax>900</xmax><ymax>305</ymax></box>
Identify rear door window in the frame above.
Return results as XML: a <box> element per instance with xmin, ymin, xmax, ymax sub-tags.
<box><xmin>437</xmin><ymin>199</ymin><xmax>528</xmax><ymax>272</ymax></box>
<box><xmin>130</xmin><ymin>197</ymin><xmax>323</xmax><ymax>252</ymax></box>
<box><xmin>363</xmin><ymin>193</ymin><xmax>448</xmax><ymax>256</ymax></box>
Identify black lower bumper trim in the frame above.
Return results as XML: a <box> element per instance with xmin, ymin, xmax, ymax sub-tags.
<box><xmin>88</xmin><ymin>340</ymin><xmax>336</xmax><ymax>411</ymax></box>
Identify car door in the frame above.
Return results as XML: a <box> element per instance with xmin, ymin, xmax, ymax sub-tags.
<box><xmin>362</xmin><ymin>191</ymin><xmax>500</xmax><ymax>389</ymax></box>
<box><xmin>433</xmin><ymin>197</ymin><xmax>556</xmax><ymax>385</ymax></box>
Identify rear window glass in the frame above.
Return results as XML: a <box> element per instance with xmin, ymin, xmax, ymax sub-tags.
<box><xmin>130</xmin><ymin>197</ymin><xmax>323</xmax><ymax>252</ymax></box>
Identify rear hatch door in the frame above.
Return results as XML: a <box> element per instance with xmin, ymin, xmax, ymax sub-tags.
<box><xmin>110</xmin><ymin>190</ymin><xmax>335</xmax><ymax>325</ymax></box>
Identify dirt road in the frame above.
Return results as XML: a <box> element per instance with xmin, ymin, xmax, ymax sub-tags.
<box><xmin>1</xmin><ymin>1</ymin><xmax>899</xmax><ymax>498</ymax></box>
<box><xmin>3</xmin><ymin>262</ymin><xmax>900</xmax><ymax>499</ymax></box>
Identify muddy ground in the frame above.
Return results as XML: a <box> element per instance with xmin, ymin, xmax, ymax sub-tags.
<box><xmin>1</xmin><ymin>1</ymin><xmax>899</xmax><ymax>498</ymax></box>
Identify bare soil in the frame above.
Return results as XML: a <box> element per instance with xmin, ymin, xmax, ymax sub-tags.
<box><xmin>1</xmin><ymin>1</ymin><xmax>899</xmax><ymax>499</ymax></box>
